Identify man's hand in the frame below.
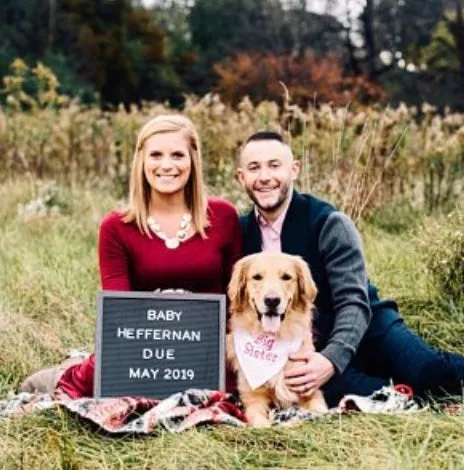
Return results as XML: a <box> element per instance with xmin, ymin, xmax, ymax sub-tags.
<box><xmin>285</xmin><ymin>351</ymin><xmax>335</xmax><ymax>397</ymax></box>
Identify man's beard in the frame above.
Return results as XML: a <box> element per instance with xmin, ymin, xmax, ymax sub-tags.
<box><xmin>246</xmin><ymin>183</ymin><xmax>291</xmax><ymax>214</ymax></box>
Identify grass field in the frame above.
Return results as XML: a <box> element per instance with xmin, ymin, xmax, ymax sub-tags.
<box><xmin>0</xmin><ymin>178</ymin><xmax>463</xmax><ymax>470</ymax></box>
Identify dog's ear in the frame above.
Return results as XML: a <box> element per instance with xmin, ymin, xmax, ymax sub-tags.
<box><xmin>293</xmin><ymin>256</ymin><xmax>317</xmax><ymax>311</ymax></box>
<box><xmin>228</xmin><ymin>257</ymin><xmax>250</xmax><ymax>314</ymax></box>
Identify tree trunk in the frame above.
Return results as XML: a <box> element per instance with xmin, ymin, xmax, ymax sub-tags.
<box><xmin>361</xmin><ymin>0</ymin><xmax>376</xmax><ymax>78</ymax></box>
<box><xmin>454</xmin><ymin>0</ymin><xmax>464</xmax><ymax>81</ymax></box>
<box><xmin>48</xmin><ymin>0</ymin><xmax>56</xmax><ymax>52</ymax></box>
<box><xmin>344</xmin><ymin>0</ymin><xmax>361</xmax><ymax>75</ymax></box>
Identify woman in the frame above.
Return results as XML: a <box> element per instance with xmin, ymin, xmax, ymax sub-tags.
<box><xmin>53</xmin><ymin>114</ymin><xmax>241</xmax><ymax>398</ymax></box>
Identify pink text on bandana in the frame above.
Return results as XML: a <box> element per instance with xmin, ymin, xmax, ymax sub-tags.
<box><xmin>233</xmin><ymin>329</ymin><xmax>303</xmax><ymax>390</ymax></box>
<box><xmin>244</xmin><ymin>333</ymin><xmax>278</xmax><ymax>363</ymax></box>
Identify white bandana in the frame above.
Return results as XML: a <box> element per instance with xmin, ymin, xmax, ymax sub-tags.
<box><xmin>233</xmin><ymin>328</ymin><xmax>303</xmax><ymax>390</ymax></box>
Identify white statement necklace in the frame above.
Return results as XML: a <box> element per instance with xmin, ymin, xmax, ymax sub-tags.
<box><xmin>147</xmin><ymin>213</ymin><xmax>192</xmax><ymax>249</ymax></box>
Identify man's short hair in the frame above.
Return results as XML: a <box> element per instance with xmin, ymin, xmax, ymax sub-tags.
<box><xmin>245</xmin><ymin>131</ymin><xmax>286</xmax><ymax>144</ymax></box>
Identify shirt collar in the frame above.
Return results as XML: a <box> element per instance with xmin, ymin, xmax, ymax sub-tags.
<box><xmin>254</xmin><ymin>195</ymin><xmax>291</xmax><ymax>235</ymax></box>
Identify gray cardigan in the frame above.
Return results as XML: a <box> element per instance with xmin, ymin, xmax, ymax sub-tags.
<box><xmin>317</xmin><ymin>212</ymin><xmax>371</xmax><ymax>373</ymax></box>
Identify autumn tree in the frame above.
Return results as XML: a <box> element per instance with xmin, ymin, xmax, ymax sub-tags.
<box><xmin>56</xmin><ymin>0</ymin><xmax>175</xmax><ymax>104</ymax></box>
<box><xmin>214</xmin><ymin>51</ymin><xmax>385</xmax><ymax>106</ymax></box>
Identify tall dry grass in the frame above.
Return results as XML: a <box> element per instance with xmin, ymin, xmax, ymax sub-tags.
<box><xmin>1</xmin><ymin>94</ymin><xmax>463</xmax><ymax>219</ymax></box>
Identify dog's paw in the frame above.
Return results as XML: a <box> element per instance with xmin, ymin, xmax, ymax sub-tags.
<box><xmin>307</xmin><ymin>400</ymin><xmax>329</xmax><ymax>414</ymax></box>
<box><xmin>302</xmin><ymin>390</ymin><xmax>329</xmax><ymax>413</ymax></box>
<box><xmin>247</xmin><ymin>413</ymin><xmax>272</xmax><ymax>428</ymax></box>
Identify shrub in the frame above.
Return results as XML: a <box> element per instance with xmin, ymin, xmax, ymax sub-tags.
<box><xmin>2</xmin><ymin>59</ymin><xmax>69</xmax><ymax>111</ymax></box>
<box><xmin>418</xmin><ymin>210</ymin><xmax>464</xmax><ymax>304</ymax></box>
<box><xmin>368</xmin><ymin>198</ymin><xmax>423</xmax><ymax>234</ymax></box>
<box><xmin>17</xmin><ymin>181</ymin><xmax>70</xmax><ymax>220</ymax></box>
<box><xmin>214</xmin><ymin>51</ymin><xmax>385</xmax><ymax>107</ymax></box>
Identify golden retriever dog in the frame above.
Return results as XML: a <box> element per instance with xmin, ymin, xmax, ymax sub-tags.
<box><xmin>227</xmin><ymin>252</ymin><xmax>328</xmax><ymax>426</ymax></box>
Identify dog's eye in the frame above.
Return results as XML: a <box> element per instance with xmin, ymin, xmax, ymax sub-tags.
<box><xmin>281</xmin><ymin>273</ymin><xmax>292</xmax><ymax>281</ymax></box>
<box><xmin>252</xmin><ymin>273</ymin><xmax>263</xmax><ymax>281</ymax></box>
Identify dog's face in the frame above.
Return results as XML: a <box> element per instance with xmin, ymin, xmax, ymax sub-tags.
<box><xmin>228</xmin><ymin>253</ymin><xmax>317</xmax><ymax>333</ymax></box>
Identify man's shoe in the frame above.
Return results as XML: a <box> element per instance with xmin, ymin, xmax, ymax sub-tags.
<box><xmin>338</xmin><ymin>384</ymin><xmax>423</xmax><ymax>414</ymax></box>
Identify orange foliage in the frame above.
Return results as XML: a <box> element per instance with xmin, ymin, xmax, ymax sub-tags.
<box><xmin>214</xmin><ymin>51</ymin><xmax>385</xmax><ymax>106</ymax></box>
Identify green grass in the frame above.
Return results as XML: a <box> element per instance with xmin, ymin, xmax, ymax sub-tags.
<box><xmin>1</xmin><ymin>409</ymin><xmax>464</xmax><ymax>469</ymax></box>
<box><xmin>1</xmin><ymin>178</ymin><xmax>463</xmax><ymax>469</ymax></box>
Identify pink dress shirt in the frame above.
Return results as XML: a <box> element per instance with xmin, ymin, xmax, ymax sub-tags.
<box><xmin>255</xmin><ymin>200</ymin><xmax>291</xmax><ymax>252</ymax></box>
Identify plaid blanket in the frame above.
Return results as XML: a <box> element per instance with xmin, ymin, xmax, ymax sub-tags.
<box><xmin>0</xmin><ymin>389</ymin><xmax>330</xmax><ymax>433</ymax></box>
<box><xmin>0</xmin><ymin>389</ymin><xmax>245</xmax><ymax>433</ymax></box>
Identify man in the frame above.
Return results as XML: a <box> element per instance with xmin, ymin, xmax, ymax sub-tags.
<box><xmin>237</xmin><ymin>131</ymin><xmax>464</xmax><ymax>407</ymax></box>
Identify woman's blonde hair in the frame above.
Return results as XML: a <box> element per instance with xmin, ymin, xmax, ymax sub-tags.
<box><xmin>122</xmin><ymin>114</ymin><xmax>209</xmax><ymax>238</ymax></box>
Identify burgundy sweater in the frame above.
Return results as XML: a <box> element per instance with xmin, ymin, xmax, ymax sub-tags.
<box><xmin>58</xmin><ymin>197</ymin><xmax>242</xmax><ymax>398</ymax></box>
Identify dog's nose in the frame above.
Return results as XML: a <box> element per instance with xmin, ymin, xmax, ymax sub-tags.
<box><xmin>264</xmin><ymin>294</ymin><xmax>281</xmax><ymax>309</ymax></box>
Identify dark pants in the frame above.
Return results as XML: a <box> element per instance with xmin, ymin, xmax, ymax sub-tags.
<box><xmin>322</xmin><ymin>317</ymin><xmax>464</xmax><ymax>408</ymax></box>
